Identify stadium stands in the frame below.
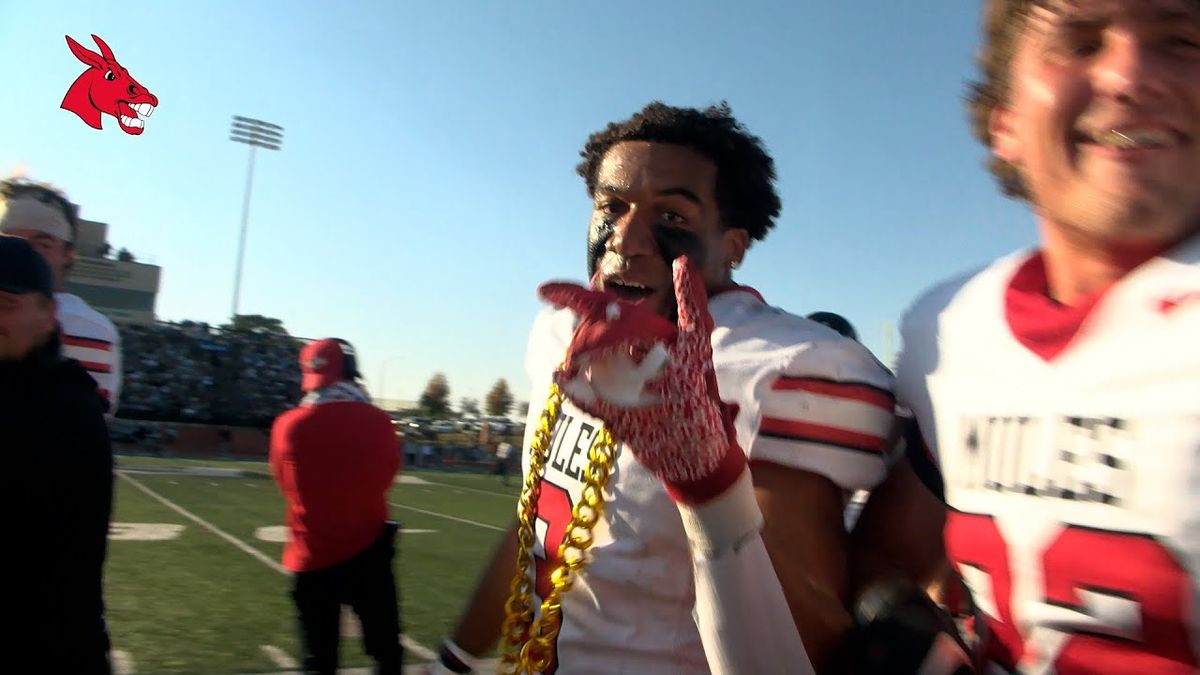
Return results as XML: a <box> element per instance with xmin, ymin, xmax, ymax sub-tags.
<box><xmin>117</xmin><ymin>321</ymin><xmax>302</xmax><ymax>427</ymax></box>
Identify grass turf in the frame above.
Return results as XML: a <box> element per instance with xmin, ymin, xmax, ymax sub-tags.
<box><xmin>104</xmin><ymin>456</ymin><xmax>518</xmax><ymax>673</ymax></box>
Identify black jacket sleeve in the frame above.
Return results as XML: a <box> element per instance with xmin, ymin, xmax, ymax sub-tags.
<box><xmin>53</xmin><ymin>361</ymin><xmax>115</xmax><ymax>664</ymax></box>
<box><xmin>4</xmin><ymin>357</ymin><xmax>114</xmax><ymax>669</ymax></box>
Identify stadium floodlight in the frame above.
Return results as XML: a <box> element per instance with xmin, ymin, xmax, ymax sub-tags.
<box><xmin>378</xmin><ymin>356</ymin><xmax>403</xmax><ymax>401</ymax></box>
<box><xmin>229</xmin><ymin>115</ymin><xmax>285</xmax><ymax>319</ymax></box>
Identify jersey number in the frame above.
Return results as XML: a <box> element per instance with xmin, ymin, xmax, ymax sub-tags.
<box><xmin>533</xmin><ymin>481</ymin><xmax>573</xmax><ymax>602</ymax></box>
<box><xmin>529</xmin><ymin>481</ymin><xmax>572</xmax><ymax>674</ymax></box>
<box><xmin>948</xmin><ymin>512</ymin><xmax>1196</xmax><ymax>674</ymax></box>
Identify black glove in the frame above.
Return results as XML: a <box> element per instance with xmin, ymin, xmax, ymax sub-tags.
<box><xmin>849</xmin><ymin>578</ymin><xmax>977</xmax><ymax>675</ymax></box>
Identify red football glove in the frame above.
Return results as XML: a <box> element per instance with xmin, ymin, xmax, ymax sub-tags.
<box><xmin>537</xmin><ymin>256</ymin><xmax>745</xmax><ymax>503</ymax></box>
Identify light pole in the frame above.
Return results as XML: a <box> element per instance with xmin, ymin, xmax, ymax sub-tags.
<box><xmin>378</xmin><ymin>356</ymin><xmax>403</xmax><ymax>401</ymax></box>
<box><xmin>229</xmin><ymin>115</ymin><xmax>284</xmax><ymax>320</ymax></box>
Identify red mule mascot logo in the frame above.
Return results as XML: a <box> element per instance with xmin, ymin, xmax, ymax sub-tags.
<box><xmin>62</xmin><ymin>34</ymin><xmax>158</xmax><ymax>135</ymax></box>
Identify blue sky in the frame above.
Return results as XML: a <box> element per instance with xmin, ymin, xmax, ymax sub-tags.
<box><xmin>0</xmin><ymin>1</ymin><xmax>1034</xmax><ymax>405</ymax></box>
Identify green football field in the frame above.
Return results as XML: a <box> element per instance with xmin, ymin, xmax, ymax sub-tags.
<box><xmin>102</xmin><ymin>455</ymin><xmax>517</xmax><ymax>674</ymax></box>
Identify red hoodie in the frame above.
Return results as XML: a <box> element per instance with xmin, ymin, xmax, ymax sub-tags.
<box><xmin>269</xmin><ymin>399</ymin><xmax>401</xmax><ymax>572</ymax></box>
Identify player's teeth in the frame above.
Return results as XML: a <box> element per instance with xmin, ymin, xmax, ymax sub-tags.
<box><xmin>130</xmin><ymin>118</ymin><xmax>144</xmax><ymax>129</ymax></box>
<box><xmin>121</xmin><ymin>115</ymin><xmax>131</xmax><ymax>126</ymax></box>
<box><xmin>1097</xmin><ymin>129</ymin><xmax>1171</xmax><ymax>149</ymax></box>
<box><xmin>1109</xmin><ymin>132</ymin><xmax>1137</xmax><ymax>149</ymax></box>
<box><xmin>144</xmin><ymin>104</ymin><xmax>154</xmax><ymax>117</ymax></box>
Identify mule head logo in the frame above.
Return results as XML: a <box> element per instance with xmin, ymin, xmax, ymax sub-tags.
<box><xmin>61</xmin><ymin>34</ymin><xmax>158</xmax><ymax>135</ymax></box>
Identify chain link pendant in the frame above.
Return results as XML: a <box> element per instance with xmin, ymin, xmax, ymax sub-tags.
<box><xmin>498</xmin><ymin>382</ymin><xmax>618</xmax><ymax>674</ymax></box>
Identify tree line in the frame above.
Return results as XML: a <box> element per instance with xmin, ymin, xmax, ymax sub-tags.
<box><xmin>418</xmin><ymin>373</ymin><xmax>525</xmax><ymax>419</ymax></box>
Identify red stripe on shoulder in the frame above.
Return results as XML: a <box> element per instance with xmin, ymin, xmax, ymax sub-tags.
<box><xmin>63</xmin><ymin>335</ymin><xmax>113</xmax><ymax>351</ymax></box>
<box><xmin>759</xmin><ymin>416</ymin><xmax>887</xmax><ymax>454</ymax></box>
<box><xmin>771</xmin><ymin>377</ymin><xmax>894</xmax><ymax>411</ymax></box>
<box><xmin>78</xmin><ymin>360</ymin><xmax>113</xmax><ymax>374</ymax></box>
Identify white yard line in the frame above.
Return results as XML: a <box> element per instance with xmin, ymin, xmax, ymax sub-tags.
<box><xmin>118</xmin><ymin>471</ymin><xmax>438</xmax><ymax>663</ymax></box>
<box><xmin>414</xmin><ymin>479</ymin><xmax>516</xmax><ymax>499</ymax></box>
<box><xmin>110</xmin><ymin>649</ymin><xmax>135</xmax><ymax>675</ymax></box>
<box><xmin>389</xmin><ymin>502</ymin><xmax>506</xmax><ymax>532</ymax></box>
<box><xmin>260</xmin><ymin>645</ymin><xmax>297</xmax><ymax>669</ymax></box>
<box><xmin>118</xmin><ymin>472</ymin><xmax>286</xmax><ymax>573</ymax></box>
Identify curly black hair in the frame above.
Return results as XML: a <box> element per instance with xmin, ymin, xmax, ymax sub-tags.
<box><xmin>0</xmin><ymin>178</ymin><xmax>80</xmax><ymax>243</ymax></box>
<box><xmin>576</xmin><ymin>101</ymin><xmax>781</xmax><ymax>242</ymax></box>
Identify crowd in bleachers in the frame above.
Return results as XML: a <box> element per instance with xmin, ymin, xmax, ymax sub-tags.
<box><xmin>118</xmin><ymin>321</ymin><xmax>302</xmax><ymax>427</ymax></box>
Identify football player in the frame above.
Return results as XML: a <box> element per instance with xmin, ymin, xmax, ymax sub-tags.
<box><xmin>429</xmin><ymin>102</ymin><xmax>894</xmax><ymax>674</ymax></box>
<box><xmin>0</xmin><ymin>179</ymin><xmax>122</xmax><ymax>419</ymax></box>
<box><xmin>854</xmin><ymin>1</ymin><xmax>1200</xmax><ymax>673</ymax></box>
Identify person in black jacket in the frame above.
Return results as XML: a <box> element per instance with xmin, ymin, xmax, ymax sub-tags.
<box><xmin>1</xmin><ymin>235</ymin><xmax>114</xmax><ymax>673</ymax></box>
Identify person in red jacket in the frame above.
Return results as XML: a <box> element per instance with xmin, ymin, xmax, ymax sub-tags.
<box><xmin>270</xmin><ymin>338</ymin><xmax>403</xmax><ymax>675</ymax></box>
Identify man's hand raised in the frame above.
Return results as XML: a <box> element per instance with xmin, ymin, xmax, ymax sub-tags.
<box><xmin>537</xmin><ymin>256</ymin><xmax>745</xmax><ymax>503</ymax></box>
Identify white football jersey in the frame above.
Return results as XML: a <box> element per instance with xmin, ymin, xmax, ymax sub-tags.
<box><xmin>56</xmin><ymin>292</ymin><xmax>121</xmax><ymax>413</ymax></box>
<box><xmin>520</xmin><ymin>287</ymin><xmax>894</xmax><ymax>674</ymax></box>
<box><xmin>895</xmin><ymin>235</ymin><xmax>1200</xmax><ymax>674</ymax></box>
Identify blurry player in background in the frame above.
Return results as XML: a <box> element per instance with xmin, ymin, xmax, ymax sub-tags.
<box><xmin>850</xmin><ymin>1</ymin><xmax>1200</xmax><ymax>673</ymax></box>
<box><xmin>493</xmin><ymin>441</ymin><xmax>514</xmax><ymax>486</ymax></box>
<box><xmin>0</xmin><ymin>179</ymin><xmax>122</xmax><ymax>419</ymax></box>
<box><xmin>428</xmin><ymin>102</ymin><xmax>893</xmax><ymax>674</ymax></box>
<box><xmin>805</xmin><ymin>311</ymin><xmax>859</xmax><ymax>342</ymax></box>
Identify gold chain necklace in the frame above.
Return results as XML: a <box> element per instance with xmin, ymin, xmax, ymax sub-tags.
<box><xmin>498</xmin><ymin>382</ymin><xmax>619</xmax><ymax>674</ymax></box>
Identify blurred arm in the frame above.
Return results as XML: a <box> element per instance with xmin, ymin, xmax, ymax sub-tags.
<box><xmin>447</xmin><ymin>521</ymin><xmax>519</xmax><ymax>658</ymax></box>
<box><xmin>849</xmin><ymin>422</ymin><xmax>949</xmax><ymax>599</ymax></box>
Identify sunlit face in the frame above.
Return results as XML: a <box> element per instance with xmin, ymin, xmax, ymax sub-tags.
<box><xmin>0</xmin><ymin>290</ymin><xmax>56</xmax><ymax>362</ymax></box>
<box><xmin>4</xmin><ymin>227</ymin><xmax>73</xmax><ymax>291</ymax></box>
<box><xmin>588</xmin><ymin>141</ymin><xmax>748</xmax><ymax>317</ymax></box>
<box><xmin>991</xmin><ymin>0</ymin><xmax>1200</xmax><ymax>248</ymax></box>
